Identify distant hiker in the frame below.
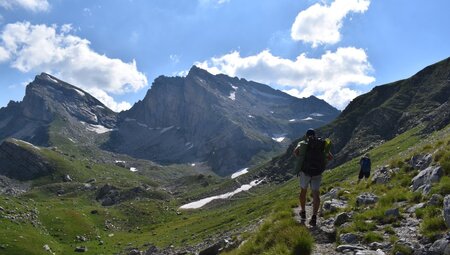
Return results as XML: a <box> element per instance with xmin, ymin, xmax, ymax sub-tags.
<box><xmin>358</xmin><ymin>153</ymin><xmax>371</xmax><ymax>184</ymax></box>
<box><xmin>293</xmin><ymin>128</ymin><xmax>332</xmax><ymax>227</ymax></box>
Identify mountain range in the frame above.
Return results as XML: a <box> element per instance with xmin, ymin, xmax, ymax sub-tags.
<box><xmin>0</xmin><ymin>66</ymin><xmax>339</xmax><ymax>176</ymax></box>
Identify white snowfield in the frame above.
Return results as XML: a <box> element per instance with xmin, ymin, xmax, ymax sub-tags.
<box><xmin>74</xmin><ymin>88</ymin><xmax>85</xmax><ymax>97</ymax></box>
<box><xmin>272</xmin><ymin>137</ymin><xmax>285</xmax><ymax>142</ymax></box>
<box><xmin>129</xmin><ymin>167</ymin><xmax>138</xmax><ymax>172</ymax></box>
<box><xmin>231</xmin><ymin>167</ymin><xmax>249</xmax><ymax>179</ymax></box>
<box><xmin>81</xmin><ymin>121</ymin><xmax>114</xmax><ymax>134</ymax></box>
<box><xmin>179</xmin><ymin>179</ymin><xmax>264</xmax><ymax>209</ymax></box>
<box><xmin>301</xmin><ymin>117</ymin><xmax>314</xmax><ymax>121</ymax></box>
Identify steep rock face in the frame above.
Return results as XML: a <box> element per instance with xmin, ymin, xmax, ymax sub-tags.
<box><xmin>271</xmin><ymin>57</ymin><xmax>450</xmax><ymax>173</ymax></box>
<box><xmin>0</xmin><ymin>73</ymin><xmax>117</xmax><ymax>145</ymax></box>
<box><xmin>321</xmin><ymin>57</ymin><xmax>450</xmax><ymax>165</ymax></box>
<box><xmin>0</xmin><ymin>139</ymin><xmax>54</xmax><ymax>181</ymax></box>
<box><xmin>106</xmin><ymin>66</ymin><xmax>339</xmax><ymax>175</ymax></box>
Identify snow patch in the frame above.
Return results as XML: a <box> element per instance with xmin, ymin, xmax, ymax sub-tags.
<box><xmin>74</xmin><ymin>88</ymin><xmax>85</xmax><ymax>97</ymax></box>
<box><xmin>228</xmin><ymin>91</ymin><xmax>236</xmax><ymax>101</ymax></box>
<box><xmin>179</xmin><ymin>179</ymin><xmax>265</xmax><ymax>209</ymax></box>
<box><xmin>137</xmin><ymin>122</ymin><xmax>148</xmax><ymax>128</ymax></box>
<box><xmin>248</xmin><ymin>115</ymin><xmax>255</xmax><ymax>118</ymax></box>
<box><xmin>270</xmin><ymin>111</ymin><xmax>274</xmax><ymax>114</ymax></box>
<box><xmin>68</xmin><ymin>138</ymin><xmax>76</xmax><ymax>143</ymax></box>
<box><xmin>185</xmin><ymin>142</ymin><xmax>194</xmax><ymax>150</ymax></box>
<box><xmin>81</xmin><ymin>121</ymin><xmax>113</xmax><ymax>134</ymax></box>
<box><xmin>301</xmin><ymin>117</ymin><xmax>314</xmax><ymax>121</ymax></box>
<box><xmin>231</xmin><ymin>85</ymin><xmax>238</xmax><ymax>90</ymax></box>
<box><xmin>311</xmin><ymin>113</ymin><xmax>324</xmax><ymax>117</ymax></box>
<box><xmin>272</xmin><ymin>137</ymin><xmax>286</xmax><ymax>143</ymax></box>
<box><xmin>231</xmin><ymin>168</ymin><xmax>249</xmax><ymax>179</ymax></box>
<box><xmin>129</xmin><ymin>167</ymin><xmax>138</xmax><ymax>172</ymax></box>
<box><xmin>160</xmin><ymin>126</ymin><xmax>174</xmax><ymax>134</ymax></box>
<box><xmin>289</xmin><ymin>119</ymin><xmax>296</xmax><ymax>122</ymax></box>
<box><xmin>46</xmin><ymin>75</ymin><xmax>59</xmax><ymax>84</ymax></box>
<box><xmin>95</xmin><ymin>105</ymin><xmax>105</xmax><ymax>109</ymax></box>
<box><xmin>191</xmin><ymin>163</ymin><xmax>196</xmax><ymax>167</ymax></box>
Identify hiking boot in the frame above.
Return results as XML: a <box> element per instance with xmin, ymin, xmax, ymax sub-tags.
<box><xmin>299</xmin><ymin>210</ymin><xmax>306</xmax><ymax>221</ymax></box>
<box><xmin>309</xmin><ymin>215</ymin><xmax>317</xmax><ymax>227</ymax></box>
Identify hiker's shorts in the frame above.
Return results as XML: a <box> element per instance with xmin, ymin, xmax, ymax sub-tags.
<box><xmin>358</xmin><ymin>170</ymin><xmax>370</xmax><ymax>179</ymax></box>
<box><xmin>299</xmin><ymin>171</ymin><xmax>322</xmax><ymax>191</ymax></box>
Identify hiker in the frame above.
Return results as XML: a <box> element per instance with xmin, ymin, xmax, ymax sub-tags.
<box><xmin>358</xmin><ymin>153</ymin><xmax>371</xmax><ymax>183</ymax></box>
<box><xmin>293</xmin><ymin>128</ymin><xmax>332</xmax><ymax>226</ymax></box>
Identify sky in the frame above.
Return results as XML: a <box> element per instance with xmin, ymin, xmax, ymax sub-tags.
<box><xmin>0</xmin><ymin>0</ymin><xmax>449</xmax><ymax>111</ymax></box>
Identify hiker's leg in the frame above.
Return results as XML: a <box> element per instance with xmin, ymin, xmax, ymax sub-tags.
<box><xmin>299</xmin><ymin>172</ymin><xmax>309</xmax><ymax>212</ymax></box>
<box><xmin>358</xmin><ymin>169</ymin><xmax>363</xmax><ymax>184</ymax></box>
<box><xmin>310</xmin><ymin>175</ymin><xmax>322</xmax><ymax>216</ymax></box>
<box><xmin>300</xmin><ymin>188</ymin><xmax>307</xmax><ymax>212</ymax></box>
<box><xmin>311</xmin><ymin>189</ymin><xmax>320</xmax><ymax>216</ymax></box>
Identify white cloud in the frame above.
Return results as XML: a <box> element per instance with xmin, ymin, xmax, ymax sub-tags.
<box><xmin>0</xmin><ymin>46</ymin><xmax>9</xmax><ymax>61</ymax></box>
<box><xmin>291</xmin><ymin>0</ymin><xmax>370</xmax><ymax>47</ymax></box>
<box><xmin>0</xmin><ymin>0</ymin><xmax>50</xmax><ymax>12</ymax></box>
<box><xmin>196</xmin><ymin>47</ymin><xmax>374</xmax><ymax>109</ymax></box>
<box><xmin>0</xmin><ymin>22</ymin><xmax>148</xmax><ymax>112</ymax></box>
<box><xmin>169</xmin><ymin>54</ymin><xmax>180</xmax><ymax>64</ymax></box>
<box><xmin>87</xmin><ymin>88</ymin><xmax>132</xmax><ymax>112</ymax></box>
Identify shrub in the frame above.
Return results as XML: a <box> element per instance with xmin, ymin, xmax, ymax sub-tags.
<box><xmin>421</xmin><ymin>216</ymin><xmax>447</xmax><ymax>241</ymax></box>
<box><xmin>363</xmin><ymin>232</ymin><xmax>383</xmax><ymax>243</ymax></box>
<box><xmin>392</xmin><ymin>243</ymin><xmax>413</xmax><ymax>255</ymax></box>
<box><xmin>225</xmin><ymin>210</ymin><xmax>314</xmax><ymax>255</ymax></box>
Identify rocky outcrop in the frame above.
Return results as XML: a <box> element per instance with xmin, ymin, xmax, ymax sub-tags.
<box><xmin>356</xmin><ymin>193</ymin><xmax>378</xmax><ymax>206</ymax></box>
<box><xmin>107</xmin><ymin>66</ymin><xmax>339</xmax><ymax>175</ymax></box>
<box><xmin>411</xmin><ymin>165</ymin><xmax>443</xmax><ymax>194</ymax></box>
<box><xmin>0</xmin><ymin>139</ymin><xmax>53</xmax><ymax>180</ymax></box>
<box><xmin>444</xmin><ymin>195</ymin><xmax>450</xmax><ymax>228</ymax></box>
<box><xmin>96</xmin><ymin>184</ymin><xmax>168</xmax><ymax>206</ymax></box>
<box><xmin>0</xmin><ymin>73</ymin><xmax>117</xmax><ymax>146</ymax></box>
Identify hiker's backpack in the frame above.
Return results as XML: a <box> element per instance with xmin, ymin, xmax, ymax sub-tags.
<box><xmin>360</xmin><ymin>157</ymin><xmax>371</xmax><ymax>173</ymax></box>
<box><xmin>302</xmin><ymin>137</ymin><xmax>326</xmax><ymax>176</ymax></box>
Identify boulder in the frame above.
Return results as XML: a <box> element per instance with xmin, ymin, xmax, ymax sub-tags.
<box><xmin>340</xmin><ymin>233</ymin><xmax>359</xmax><ymax>244</ymax></box>
<box><xmin>411</xmin><ymin>166</ymin><xmax>443</xmax><ymax>194</ymax></box>
<box><xmin>371</xmin><ymin>166</ymin><xmax>398</xmax><ymax>184</ymax></box>
<box><xmin>444</xmin><ymin>195</ymin><xmax>450</xmax><ymax>228</ymax></box>
<box><xmin>356</xmin><ymin>193</ymin><xmax>378</xmax><ymax>206</ymax></box>
<box><xmin>322</xmin><ymin>199</ymin><xmax>347</xmax><ymax>212</ymax></box>
<box><xmin>385</xmin><ymin>208</ymin><xmax>400</xmax><ymax>218</ymax></box>
<box><xmin>428</xmin><ymin>238</ymin><xmax>449</xmax><ymax>255</ymax></box>
<box><xmin>334</xmin><ymin>212</ymin><xmax>350</xmax><ymax>226</ymax></box>
<box><xmin>406</xmin><ymin>202</ymin><xmax>425</xmax><ymax>214</ymax></box>
<box><xmin>410</xmin><ymin>154</ymin><xmax>433</xmax><ymax>170</ymax></box>
<box><xmin>355</xmin><ymin>249</ymin><xmax>385</xmax><ymax>255</ymax></box>
<box><xmin>428</xmin><ymin>194</ymin><xmax>444</xmax><ymax>206</ymax></box>
<box><xmin>336</xmin><ymin>245</ymin><xmax>365</xmax><ymax>252</ymax></box>
<box><xmin>74</xmin><ymin>246</ymin><xmax>88</xmax><ymax>252</ymax></box>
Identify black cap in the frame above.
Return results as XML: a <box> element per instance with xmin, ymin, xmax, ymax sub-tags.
<box><xmin>306</xmin><ymin>128</ymin><xmax>315</xmax><ymax>137</ymax></box>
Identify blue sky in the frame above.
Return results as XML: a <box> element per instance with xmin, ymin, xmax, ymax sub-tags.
<box><xmin>1</xmin><ymin>0</ymin><xmax>449</xmax><ymax>111</ymax></box>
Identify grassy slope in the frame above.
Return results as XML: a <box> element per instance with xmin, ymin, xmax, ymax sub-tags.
<box><xmin>1</xmin><ymin>120</ymin><xmax>449</xmax><ymax>254</ymax></box>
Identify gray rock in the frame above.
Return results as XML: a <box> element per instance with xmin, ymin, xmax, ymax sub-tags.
<box><xmin>411</xmin><ymin>166</ymin><xmax>443</xmax><ymax>194</ymax></box>
<box><xmin>355</xmin><ymin>249</ymin><xmax>385</xmax><ymax>255</ymax></box>
<box><xmin>128</xmin><ymin>249</ymin><xmax>141</xmax><ymax>255</ymax></box>
<box><xmin>371</xmin><ymin>166</ymin><xmax>394</xmax><ymax>184</ymax></box>
<box><xmin>334</xmin><ymin>212</ymin><xmax>350</xmax><ymax>226</ymax></box>
<box><xmin>385</xmin><ymin>208</ymin><xmax>400</xmax><ymax>218</ymax></box>
<box><xmin>75</xmin><ymin>246</ymin><xmax>88</xmax><ymax>252</ymax></box>
<box><xmin>43</xmin><ymin>244</ymin><xmax>51</xmax><ymax>252</ymax></box>
<box><xmin>444</xmin><ymin>195</ymin><xmax>450</xmax><ymax>228</ymax></box>
<box><xmin>336</xmin><ymin>245</ymin><xmax>365</xmax><ymax>252</ymax></box>
<box><xmin>323</xmin><ymin>199</ymin><xmax>347</xmax><ymax>212</ymax></box>
<box><xmin>428</xmin><ymin>194</ymin><xmax>444</xmax><ymax>206</ymax></box>
<box><xmin>322</xmin><ymin>187</ymin><xmax>341</xmax><ymax>200</ymax></box>
<box><xmin>63</xmin><ymin>174</ymin><xmax>73</xmax><ymax>182</ymax></box>
<box><xmin>428</xmin><ymin>238</ymin><xmax>449</xmax><ymax>255</ymax></box>
<box><xmin>340</xmin><ymin>233</ymin><xmax>359</xmax><ymax>244</ymax></box>
<box><xmin>407</xmin><ymin>203</ymin><xmax>425</xmax><ymax>213</ymax></box>
<box><xmin>357</xmin><ymin>193</ymin><xmax>378</xmax><ymax>206</ymax></box>
<box><xmin>410</xmin><ymin>154</ymin><xmax>433</xmax><ymax>170</ymax></box>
